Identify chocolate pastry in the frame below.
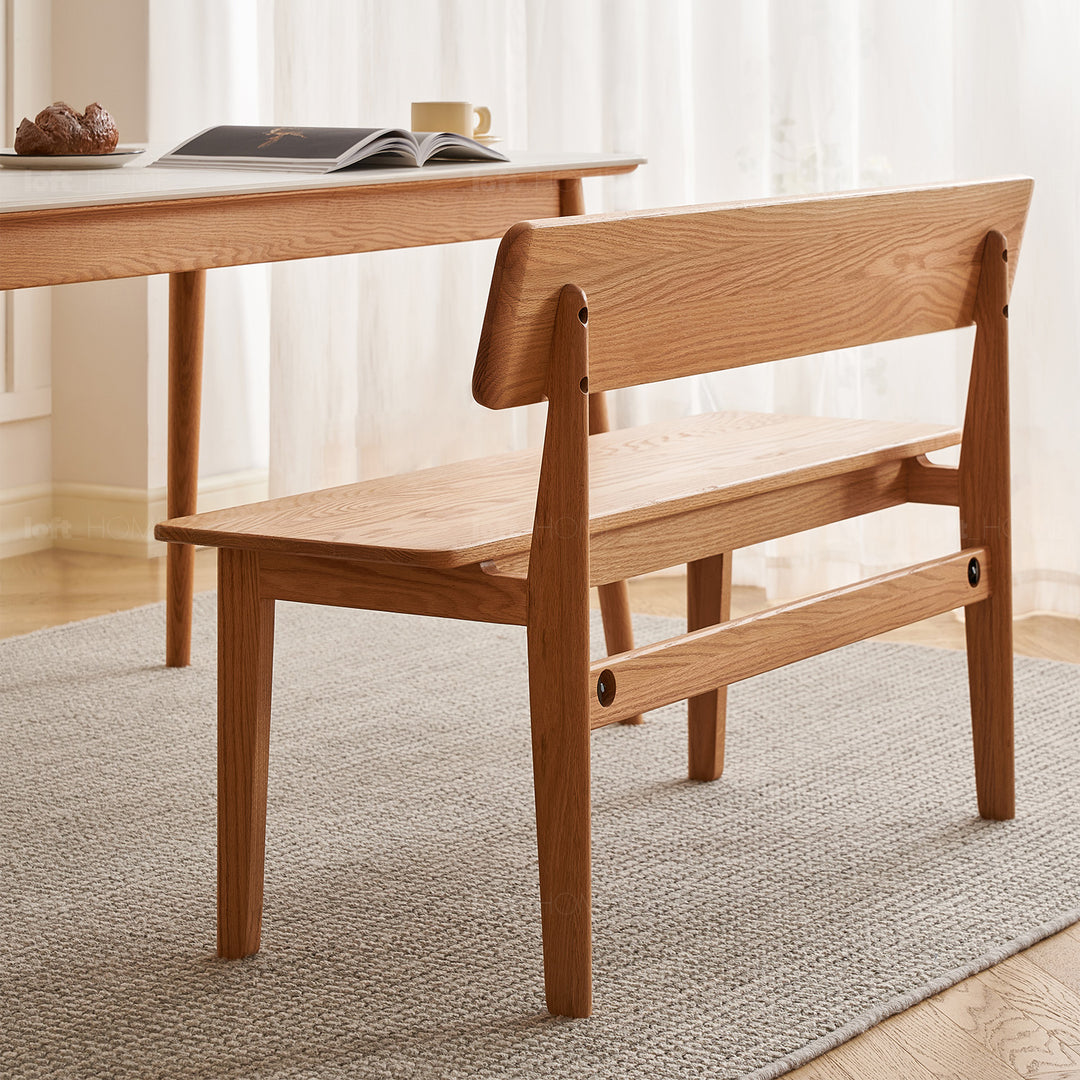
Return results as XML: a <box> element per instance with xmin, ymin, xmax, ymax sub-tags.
<box><xmin>14</xmin><ymin>102</ymin><xmax>119</xmax><ymax>155</ymax></box>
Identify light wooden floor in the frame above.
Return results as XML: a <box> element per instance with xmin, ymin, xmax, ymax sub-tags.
<box><xmin>2</xmin><ymin>547</ymin><xmax>1079</xmax><ymax>1079</ymax></box>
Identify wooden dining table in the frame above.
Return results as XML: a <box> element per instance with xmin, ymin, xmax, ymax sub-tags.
<box><xmin>0</xmin><ymin>150</ymin><xmax>644</xmax><ymax>667</ymax></box>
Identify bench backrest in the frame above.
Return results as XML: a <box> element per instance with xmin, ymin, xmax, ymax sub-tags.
<box><xmin>472</xmin><ymin>179</ymin><xmax>1034</xmax><ymax>410</ymax></box>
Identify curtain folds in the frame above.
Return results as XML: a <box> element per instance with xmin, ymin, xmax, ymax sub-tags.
<box><xmin>147</xmin><ymin>0</ymin><xmax>1080</xmax><ymax>616</ymax></box>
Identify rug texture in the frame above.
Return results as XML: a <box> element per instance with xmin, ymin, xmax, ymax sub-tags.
<box><xmin>1</xmin><ymin>595</ymin><xmax>1078</xmax><ymax>1079</ymax></box>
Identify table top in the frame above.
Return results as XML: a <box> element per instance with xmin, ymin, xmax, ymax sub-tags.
<box><xmin>0</xmin><ymin>149</ymin><xmax>645</xmax><ymax>215</ymax></box>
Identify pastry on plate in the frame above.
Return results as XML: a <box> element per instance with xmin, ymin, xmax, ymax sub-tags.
<box><xmin>14</xmin><ymin>102</ymin><xmax>119</xmax><ymax>155</ymax></box>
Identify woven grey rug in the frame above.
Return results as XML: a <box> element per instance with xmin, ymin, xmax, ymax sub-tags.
<box><xmin>1</xmin><ymin>596</ymin><xmax>1078</xmax><ymax>1079</ymax></box>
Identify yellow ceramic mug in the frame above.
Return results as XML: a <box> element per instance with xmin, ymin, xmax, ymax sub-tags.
<box><xmin>411</xmin><ymin>101</ymin><xmax>491</xmax><ymax>138</ymax></box>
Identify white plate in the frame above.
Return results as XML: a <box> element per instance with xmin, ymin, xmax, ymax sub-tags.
<box><xmin>0</xmin><ymin>147</ymin><xmax>146</xmax><ymax>170</ymax></box>
<box><xmin>473</xmin><ymin>134</ymin><xmax>502</xmax><ymax>145</ymax></box>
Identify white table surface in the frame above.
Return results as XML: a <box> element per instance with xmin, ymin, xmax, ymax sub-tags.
<box><xmin>0</xmin><ymin>148</ymin><xmax>646</xmax><ymax>214</ymax></box>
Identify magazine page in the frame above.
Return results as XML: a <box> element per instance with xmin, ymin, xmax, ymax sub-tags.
<box><xmin>414</xmin><ymin>132</ymin><xmax>509</xmax><ymax>165</ymax></box>
<box><xmin>340</xmin><ymin>131</ymin><xmax>422</xmax><ymax>168</ymax></box>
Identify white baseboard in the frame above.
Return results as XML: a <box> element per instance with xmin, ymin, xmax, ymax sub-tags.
<box><xmin>0</xmin><ymin>470</ymin><xmax>270</xmax><ymax>559</ymax></box>
<box><xmin>0</xmin><ymin>483</ymin><xmax>55</xmax><ymax>558</ymax></box>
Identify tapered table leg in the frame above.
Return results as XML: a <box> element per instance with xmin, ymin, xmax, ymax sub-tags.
<box><xmin>166</xmin><ymin>269</ymin><xmax>206</xmax><ymax>667</ymax></box>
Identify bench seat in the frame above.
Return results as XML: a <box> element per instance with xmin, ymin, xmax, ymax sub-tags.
<box><xmin>155</xmin><ymin>409</ymin><xmax>959</xmax><ymax>572</ymax></box>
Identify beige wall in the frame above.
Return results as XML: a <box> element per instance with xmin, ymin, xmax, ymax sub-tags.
<box><xmin>0</xmin><ymin>0</ymin><xmax>52</xmax><ymax>554</ymax></box>
<box><xmin>50</xmin><ymin>0</ymin><xmax>148</xmax><ymax>143</ymax></box>
<box><xmin>49</xmin><ymin>0</ymin><xmax>151</xmax><ymax>491</ymax></box>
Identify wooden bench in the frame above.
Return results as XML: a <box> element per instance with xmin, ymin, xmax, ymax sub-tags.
<box><xmin>157</xmin><ymin>176</ymin><xmax>1034</xmax><ymax>1017</ymax></box>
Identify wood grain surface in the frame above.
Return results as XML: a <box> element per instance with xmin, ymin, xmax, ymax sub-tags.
<box><xmin>525</xmin><ymin>284</ymin><xmax>594</xmax><ymax>1016</ymax></box>
<box><xmin>686</xmin><ymin>551</ymin><xmax>731</xmax><ymax>780</ymax></box>
<box><xmin>258</xmin><ymin>551</ymin><xmax>526</xmax><ymax>625</ymax></box>
<box><xmin>155</xmin><ymin>410</ymin><xmax>959</xmax><ymax>566</ymax></box>
<box><xmin>473</xmin><ymin>178</ymin><xmax>1033</xmax><ymax>409</ymax></box>
<box><xmin>165</xmin><ymin>270</ymin><xmax>206</xmax><ymax>667</ymax></box>
<box><xmin>884</xmin><ymin>1003</ymin><xmax>1022</xmax><ymax>1080</ymax></box>
<box><xmin>906</xmin><ymin>454</ymin><xmax>961</xmax><ymax>505</ymax></box>
<box><xmin>561</xmin><ymin>175</ymin><xmax>642</xmax><ymax>722</ymax></box>
<box><xmin>216</xmin><ymin>548</ymin><xmax>275</xmax><ymax>959</ymax></box>
<box><xmin>0</xmin><ymin>164</ymin><xmax>635</xmax><ymax>289</ymax></box>
<box><xmin>959</xmin><ymin>230</ymin><xmax>1015</xmax><ymax>820</ymax></box>
<box><xmin>589</xmin><ymin>548</ymin><xmax>991</xmax><ymax>727</ymax></box>
<box><xmin>930</xmin><ymin>976</ymin><xmax>1080</xmax><ymax>1076</ymax></box>
<box><xmin>587</xmin><ymin>390</ymin><xmax>644</xmax><ymax>724</ymax></box>
<box><xmin>584</xmin><ymin>458</ymin><xmax>913</xmax><ymax>586</ymax></box>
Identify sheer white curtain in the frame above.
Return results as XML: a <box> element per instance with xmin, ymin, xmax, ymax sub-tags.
<box><xmin>148</xmin><ymin>0</ymin><xmax>1080</xmax><ymax>617</ymax></box>
<box><xmin>149</xmin><ymin>0</ymin><xmax>271</xmax><ymax>482</ymax></box>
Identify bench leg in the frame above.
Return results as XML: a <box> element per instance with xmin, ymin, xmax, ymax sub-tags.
<box><xmin>687</xmin><ymin>552</ymin><xmax>732</xmax><ymax>781</ymax></box>
<box><xmin>217</xmin><ymin>548</ymin><xmax>276</xmax><ymax>958</ymax></box>
<box><xmin>965</xmin><ymin>590</ymin><xmax>1014</xmax><ymax>820</ymax></box>
<box><xmin>527</xmin><ymin>617</ymin><xmax>592</xmax><ymax>1017</ymax></box>
<box><xmin>960</xmin><ymin>228</ymin><xmax>1014</xmax><ymax>821</ymax></box>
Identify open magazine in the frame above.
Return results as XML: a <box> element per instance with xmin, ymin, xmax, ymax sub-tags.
<box><xmin>152</xmin><ymin>125</ymin><xmax>508</xmax><ymax>173</ymax></box>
